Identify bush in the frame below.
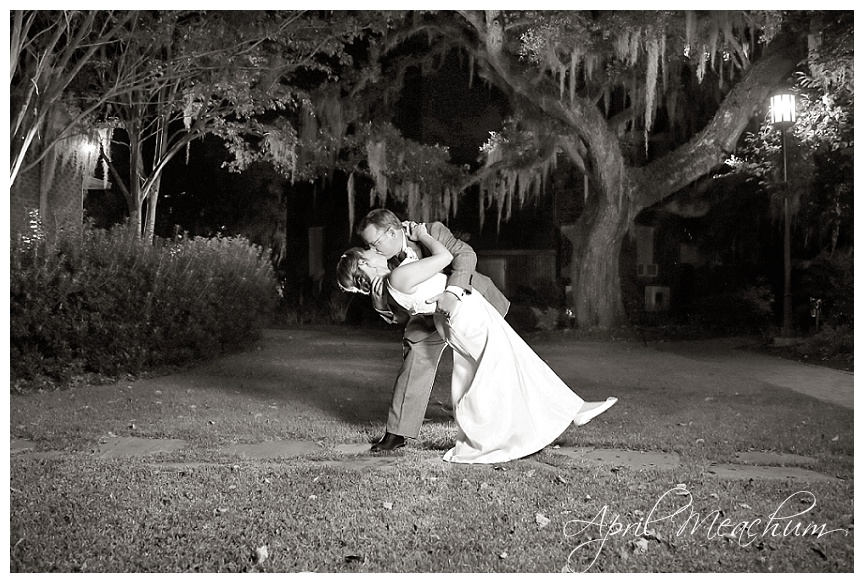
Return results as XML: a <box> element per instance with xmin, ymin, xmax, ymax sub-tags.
<box><xmin>794</xmin><ymin>324</ymin><xmax>853</xmax><ymax>361</ymax></box>
<box><xmin>270</xmin><ymin>274</ymin><xmax>346</xmax><ymax>326</ymax></box>
<box><xmin>685</xmin><ymin>279</ymin><xmax>775</xmax><ymax>332</ymax></box>
<box><xmin>796</xmin><ymin>248</ymin><xmax>854</xmax><ymax>328</ymax></box>
<box><xmin>505</xmin><ymin>279</ymin><xmax>568</xmax><ymax>332</ymax></box>
<box><xmin>10</xmin><ymin>222</ymin><xmax>278</xmax><ymax>388</ymax></box>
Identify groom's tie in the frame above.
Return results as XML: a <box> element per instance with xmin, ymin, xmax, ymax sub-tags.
<box><xmin>392</xmin><ymin>244</ymin><xmax>419</xmax><ymax>267</ymax></box>
<box><xmin>388</xmin><ymin>251</ymin><xmax>406</xmax><ymax>271</ymax></box>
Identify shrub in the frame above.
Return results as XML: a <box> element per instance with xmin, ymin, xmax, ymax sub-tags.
<box><xmin>794</xmin><ymin>324</ymin><xmax>853</xmax><ymax>362</ymax></box>
<box><xmin>10</xmin><ymin>222</ymin><xmax>278</xmax><ymax>388</ymax></box>
<box><xmin>796</xmin><ymin>248</ymin><xmax>854</xmax><ymax>328</ymax></box>
<box><xmin>530</xmin><ymin>306</ymin><xmax>561</xmax><ymax>331</ymax></box>
<box><xmin>506</xmin><ymin>279</ymin><xmax>567</xmax><ymax>331</ymax></box>
<box><xmin>685</xmin><ymin>279</ymin><xmax>775</xmax><ymax>332</ymax></box>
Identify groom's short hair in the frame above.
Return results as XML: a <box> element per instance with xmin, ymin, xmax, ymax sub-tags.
<box><xmin>358</xmin><ymin>208</ymin><xmax>401</xmax><ymax>235</ymax></box>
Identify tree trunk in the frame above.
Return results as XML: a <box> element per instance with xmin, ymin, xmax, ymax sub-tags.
<box><xmin>464</xmin><ymin>12</ymin><xmax>806</xmax><ymax>329</ymax></box>
<box><xmin>129</xmin><ymin>205</ymin><xmax>142</xmax><ymax>235</ymax></box>
<box><xmin>143</xmin><ymin>176</ymin><xmax>161</xmax><ymax>242</ymax></box>
<box><xmin>562</xmin><ymin>184</ymin><xmax>631</xmax><ymax>328</ymax></box>
<box><xmin>129</xmin><ymin>131</ymin><xmax>145</xmax><ymax>238</ymax></box>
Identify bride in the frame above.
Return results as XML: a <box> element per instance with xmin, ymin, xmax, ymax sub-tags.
<box><xmin>338</xmin><ymin>222</ymin><xmax>617</xmax><ymax>464</ymax></box>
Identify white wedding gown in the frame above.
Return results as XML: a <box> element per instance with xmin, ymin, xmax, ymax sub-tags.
<box><xmin>388</xmin><ymin>269</ymin><xmax>608</xmax><ymax>464</ymax></box>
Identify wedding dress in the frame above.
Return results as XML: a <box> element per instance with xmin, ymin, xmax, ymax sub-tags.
<box><xmin>387</xmin><ymin>267</ymin><xmax>616</xmax><ymax>464</ymax></box>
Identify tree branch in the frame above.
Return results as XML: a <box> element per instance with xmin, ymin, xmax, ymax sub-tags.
<box><xmin>633</xmin><ymin>28</ymin><xmax>807</xmax><ymax>207</ymax></box>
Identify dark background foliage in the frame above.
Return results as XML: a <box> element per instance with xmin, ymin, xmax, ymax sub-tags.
<box><xmin>10</xmin><ymin>223</ymin><xmax>278</xmax><ymax>389</ymax></box>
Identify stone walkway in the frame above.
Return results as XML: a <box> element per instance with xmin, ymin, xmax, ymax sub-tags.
<box><xmin>650</xmin><ymin>337</ymin><xmax>854</xmax><ymax>409</ymax></box>
<box><xmin>10</xmin><ymin>332</ymin><xmax>852</xmax><ymax>483</ymax></box>
<box><xmin>9</xmin><ymin>436</ymin><xmax>842</xmax><ymax>482</ymax></box>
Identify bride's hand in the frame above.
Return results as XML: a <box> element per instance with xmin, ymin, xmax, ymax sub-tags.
<box><xmin>407</xmin><ymin>222</ymin><xmax>428</xmax><ymax>241</ymax></box>
<box><xmin>370</xmin><ymin>276</ymin><xmax>387</xmax><ymax>310</ymax></box>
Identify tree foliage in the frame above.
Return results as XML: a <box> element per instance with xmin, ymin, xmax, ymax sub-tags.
<box><xmin>13</xmin><ymin>10</ymin><xmax>378</xmax><ymax>239</ymax></box>
<box><xmin>728</xmin><ymin>12</ymin><xmax>853</xmax><ymax>257</ymax></box>
<box><xmin>222</xmin><ymin>16</ymin><xmax>471</xmax><ymax>233</ymax></box>
<box><xmin>10</xmin><ymin>10</ymin><xmax>138</xmax><ymax>184</ymax></box>
<box><xmin>456</xmin><ymin>10</ymin><xmax>799</xmax><ymax>208</ymax></box>
<box><xmin>370</xmin><ymin>10</ymin><xmax>849</xmax><ymax>327</ymax></box>
<box><xmin>14</xmin><ymin>10</ymin><xmax>851</xmax><ymax>330</ymax></box>
<box><xmin>89</xmin><ymin>10</ymin><xmax>374</xmax><ymax>240</ymax></box>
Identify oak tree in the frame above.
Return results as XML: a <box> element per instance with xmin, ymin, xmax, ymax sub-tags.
<box><xmin>378</xmin><ymin>10</ymin><xmax>841</xmax><ymax>327</ymax></box>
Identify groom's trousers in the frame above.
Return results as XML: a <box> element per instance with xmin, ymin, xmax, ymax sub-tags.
<box><xmin>386</xmin><ymin>313</ymin><xmax>447</xmax><ymax>439</ymax></box>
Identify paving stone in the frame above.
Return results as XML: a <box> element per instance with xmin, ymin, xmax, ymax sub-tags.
<box><xmin>553</xmin><ymin>447</ymin><xmax>682</xmax><ymax>470</ymax></box>
<box><xmin>333</xmin><ymin>443</ymin><xmax>375</xmax><ymax>455</ymax></box>
<box><xmin>706</xmin><ymin>464</ymin><xmax>840</xmax><ymax>482</ymax></box>
<box><xmin>8</xmin><ymin>437</ymin><xmax>843</xmax><ymax>483</ymax></box>
<box><xmin>94</xmin><ymin>437</ymin><xmax>188</xmax><ymax>458</ymax></box>
<box><xmin>10</xmin><ymin>439</ymin><xmax>37</xmax><ymax>454</ymax></box>
<box><xmin>219</xmin><ymin>440</ymin><xmax>323</xmax><ymax>459</ymax></box>
<box><xmin>732</xmin><ymin>451</ymin><xmax>818</xmax><ymax>466</ymax></box>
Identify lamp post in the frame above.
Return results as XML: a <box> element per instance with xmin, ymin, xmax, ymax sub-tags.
<box><xmin>770</xmin><ymin>92</ymin><xmax>796</xmax><ymax>338</ymax></box>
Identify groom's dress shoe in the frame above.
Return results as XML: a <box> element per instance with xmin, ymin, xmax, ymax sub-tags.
<box><xmin>370</xmin><ymin>432</ymin><xmax>405</xmax><ymax>452</ymax></box>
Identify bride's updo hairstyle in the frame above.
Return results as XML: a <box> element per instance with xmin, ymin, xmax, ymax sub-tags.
<box><xmin>337</xmin><ymin>247</ymin><xmax>371</xmax><ymax>295</ymax></box>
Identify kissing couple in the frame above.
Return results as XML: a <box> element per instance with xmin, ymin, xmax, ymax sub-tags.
<box><xmin>338</xmin><ymin>209</ymin><xmax>617</xmax><ymax>464</ymax></box>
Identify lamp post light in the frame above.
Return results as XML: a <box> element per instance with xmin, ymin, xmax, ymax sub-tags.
<box><xmin>770</xmin><ymin>92</ymin><xmax>796</xmax><ymax>338</ymax></box>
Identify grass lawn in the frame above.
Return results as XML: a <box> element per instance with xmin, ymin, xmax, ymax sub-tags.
<box><xmin>9</xmin><ymin>326</ymin><xmax>854</xmax><ymax>572</ymax></box>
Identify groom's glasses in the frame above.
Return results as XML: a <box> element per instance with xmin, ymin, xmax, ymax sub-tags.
<box><xmin>366</xmin><ymin>227</ymin><xmax>392</xmax><ymax>251</ymax></box>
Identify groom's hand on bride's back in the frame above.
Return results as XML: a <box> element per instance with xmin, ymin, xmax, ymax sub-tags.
<box><xmin>426</xmin><ymin>290</ymin><xmax>460</xmax><ymax>318</ymax></box>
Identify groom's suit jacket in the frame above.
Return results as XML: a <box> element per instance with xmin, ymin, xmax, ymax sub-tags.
<box><xmin>377</xmin><ymin>221</ymin><xmax>509</xmax><ymax>327</ymax></box>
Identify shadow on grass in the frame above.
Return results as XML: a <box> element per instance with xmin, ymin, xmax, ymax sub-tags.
<box><xmin>180</xmin><ymin>329</ymin><xmax>459</xmax><ymax>430</ymax></box>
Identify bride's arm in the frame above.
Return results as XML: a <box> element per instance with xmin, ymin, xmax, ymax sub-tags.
<box><xmin>388</xmin><ymin>224</ymin><xmax>452</xmax><ymax>294</ymax></box>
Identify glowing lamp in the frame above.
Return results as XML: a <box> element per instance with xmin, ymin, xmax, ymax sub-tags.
<box><xmin>770</xmin><ymin>93</ymin><xmax>796</xmax><ymax>128</ymax></box>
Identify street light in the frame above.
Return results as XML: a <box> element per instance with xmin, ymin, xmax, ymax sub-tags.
<box><xmin>770</xmin><ymin>92</ymin><xmax>796</xmax><ymax>338</ymax></box>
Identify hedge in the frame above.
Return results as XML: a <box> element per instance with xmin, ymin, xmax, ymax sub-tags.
<box><xmin>10</xmin><ymin>223</ymin><xmax>279</xmax><ymax>388</ymax></box>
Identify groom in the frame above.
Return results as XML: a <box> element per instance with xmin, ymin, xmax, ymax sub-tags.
<box><xmin>356</xmin><ymin>209</ymin><xmax>509</xmax><ymax>451</ymax></box>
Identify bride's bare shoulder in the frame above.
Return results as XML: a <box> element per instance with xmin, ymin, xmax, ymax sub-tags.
<box><xmin>387</xmin><ymin>267</ymin><xmax>411</xmax><ymax>294</ymax></box>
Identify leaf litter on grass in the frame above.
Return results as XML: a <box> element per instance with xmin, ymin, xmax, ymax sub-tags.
<box><xmin>9</xmin><ymin>327</ymin><xmax>854</xmax><ymax>572</ymax></box>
